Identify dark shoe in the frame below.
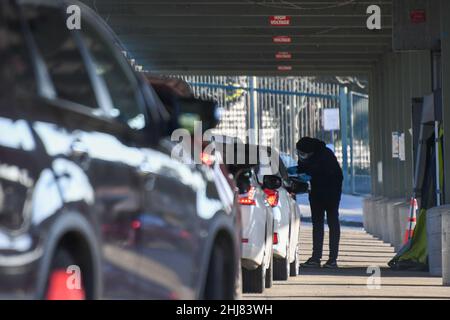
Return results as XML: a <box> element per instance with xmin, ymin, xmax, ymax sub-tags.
<box><xmin>323</xmin><ymin>259</ymin><xmax>338</xmax><ymax>269</ymax></box>
<box><xmin>300</xmin><ymin>258</ymin><xmax>321</xmax><ymax>268</ymax></box>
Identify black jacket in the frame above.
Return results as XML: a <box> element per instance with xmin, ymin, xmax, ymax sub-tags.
<box><xmin>297</xmin><ymin>139</ymin><xmax>343</xmax><ymax>201</ymax></box>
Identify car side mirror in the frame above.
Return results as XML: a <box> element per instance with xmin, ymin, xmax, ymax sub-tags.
<box><xmin>263</xmin><ymin>175</ymin><xmax>282</xmax><ymax>190</ymax></box>
<box><xmin>177</xmin><ymin>97</ymin><xmax>220</xmax><ymax>134</ymax></box>
<box><xmin>289</xmin><ymin>177</ymin><xmax>309</xmax><ymax>194</ymax></box>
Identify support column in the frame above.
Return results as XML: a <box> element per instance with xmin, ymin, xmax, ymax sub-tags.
<box><xmin>375</xmin><ymin>61</ymin><xmax>386</xmax><ymax>197</ymax></box>
<box><xmin>247</xmin><ymin>76</ymin><xmax>258</xmax><ymax>145</ymax></box>
<box><xmin>383</xmin><ymin>54</ymin><xmax>393</xmax><ymax>197</ymax></box>
<box><xmin>441</xmin><ymin>0</ymin><xmax>450</xmax><ymax>204</ymax></box>
<box><xmin>369</xmin><ymin>70</ymin><xmax>377</xmax><ymax>195</ymax></box>
<box><xmin>402</xmin><ymin>53</ymin><xmax>413</xmax><ymax>199</ymax></box>
<box><xmin>340</xmin><ymin>87</ymin><xmax>350</xmax><ymax>193</ymax></box>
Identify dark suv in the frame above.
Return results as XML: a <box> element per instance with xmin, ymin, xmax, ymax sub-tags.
<box><xmin>0</xmin><ymin>0</ymin><xmax>239</xmax><ymax>299</ymax></box>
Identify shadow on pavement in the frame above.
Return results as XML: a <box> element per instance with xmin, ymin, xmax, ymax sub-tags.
<box><xmin>298</xmin><ymin>266</ymin><xmax>436</xmax><ymax>278</ymax></box>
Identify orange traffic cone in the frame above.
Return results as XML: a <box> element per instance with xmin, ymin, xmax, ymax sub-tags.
<box><xmin>403</xmin><ymin>197</ymin><xmax>418</xmax><ymax>244</ymax></box>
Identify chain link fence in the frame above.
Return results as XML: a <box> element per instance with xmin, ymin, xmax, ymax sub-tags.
<box><xmin>170</xmin><ymin>75</ymin><xmax>370</xmax><ymax>194</ymax></box>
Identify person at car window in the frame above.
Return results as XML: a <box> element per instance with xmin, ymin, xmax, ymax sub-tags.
<box><xmin>295</xmin><ymin>137</ymin><xmax>343</xmax><ymax>269</ymax></box>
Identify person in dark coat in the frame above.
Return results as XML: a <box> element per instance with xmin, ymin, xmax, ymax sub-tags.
<box><xmin>296</xmin><ymin>137</ymin><xmax>343</xmax><ymax>268</ymax></box>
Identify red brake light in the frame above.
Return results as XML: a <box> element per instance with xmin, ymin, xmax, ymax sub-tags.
<box><xmin>273</xmin><ymin>232</ymin><xmax>279</xmax><ymax>245</ymax></box>
<box><xmin>200</xmin><ymin>152</ymin><xmax>215</xmax><ymax>166</ymax></box>
<box><xmin>238</xmin><ymin>186</ymin><xmax>256</xmax><ymax>206</ymax></box>
<box><xmin>131</xmin><ymin>220</ymin><xmax>141</xmax><ymax>230</ymax></box>
<box><xmin>264</xmin><ymin>189</ymin><xmax>279</xmax><ymax>207</ymax></box>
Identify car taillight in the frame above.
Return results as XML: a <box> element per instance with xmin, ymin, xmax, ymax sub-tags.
<box><xmin>264</xmin><ymin>189</ymin><xmax>279</xmax><ymax>207</ymax></box>
<box><xmin>273</xmin><ymin>232</ymin><xmax>279</xmax><ymax>245</ymax></box>
<box><xmin>200</xmin><ymin>152</ymin><xmax>215</xmax><ymax>166</ymax></box>
<box><xmin>131</xmin><ymin>220</ymin><xmax>141</xmax><ymax>230</ymax></box>
<box><xmin>238</xmin><ymin>186</ymin><xmax>256</xmax><ymax>206</ymax></box>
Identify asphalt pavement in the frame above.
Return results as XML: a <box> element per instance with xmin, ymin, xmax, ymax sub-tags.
<box><xmin>244</xmin><ymin>225</ymin><xmax>450</xmax><ymax>299</ymax></box>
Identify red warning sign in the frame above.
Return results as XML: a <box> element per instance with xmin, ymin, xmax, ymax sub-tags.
<box><xmin>410</xmin><ymin>10</ymin><xmax>426</xmax><ymax>24</ymax></box>
<box><xmin>275</xmin><ymin>52</ymin><xmax>292</xmax><ymax>59</ymax></box>
<box><xmin>277</xmin><ymin>65</ymin><xmax>292</xmax><ymax>71</ymax></box>
<box><xmin>270</xmin><ymin>16</ymin><xmax>291</xmax><ymax>26</ymax></box>
<box><xmin>273</xmin><ymin>36</ymin><xmax>292</xmax><ymax>44</ymax></box>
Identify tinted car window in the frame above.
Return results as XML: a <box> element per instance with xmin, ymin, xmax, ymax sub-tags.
<box><xmin>235</xmin><ymin>169</ymin><xmax>252</xmax><ymax>193</ymax></box>
<box><xmin>23</xmin><ymin>4</ymin><xmax>98</xmax><ymax>108</ymax></box>
<box><xmin>0</xmin><ymin>3</ymin><xmax>35</xmax><ymax>100</ymax></box>
<box><xmin>81</xmin><ymin>19</ymin><xmax>145</xmax><ymax>130</ymax></box>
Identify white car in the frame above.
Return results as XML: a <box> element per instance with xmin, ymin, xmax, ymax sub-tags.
<box><xmin>230</xmin><ymin>166</ymin><xmax>281</xmax><ymax>293</ymax></box>
<box><xmin>257</xmin><ymin>152</ymin><xmax>305</xmax><ymax>280</ymax></box>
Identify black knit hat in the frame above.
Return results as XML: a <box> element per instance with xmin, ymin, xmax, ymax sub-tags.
<box><xmin>296</xmin><ymin>137</ymin><xmax>322</xmax><ymax>153</ymax></box>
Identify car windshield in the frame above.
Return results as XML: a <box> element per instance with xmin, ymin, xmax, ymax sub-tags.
<box><xmin>280</xmin><ymin>154</ymin><xmax>297</xmax><ymax>168</ymax></box>
<box><xmin>235</xmin><ymin>169</ymin><xmax>253</xmax><ymax>193</ymax></box>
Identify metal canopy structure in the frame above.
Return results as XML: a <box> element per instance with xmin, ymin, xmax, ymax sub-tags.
<box><xmin>78</xmin><ymin>0</ymin><xmax>450</xmax><ymax>204</ymax></box>
<box><xmin>81</xmin><ymin>0</ymin><xmax>392</xmax><ymax>75</ymax></box>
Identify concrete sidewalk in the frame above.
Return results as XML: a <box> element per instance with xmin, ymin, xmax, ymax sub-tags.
<box><xmin>297</xmin><ymin>193</ymin><xmax>364</xmax><ymax>227</ymax></box>
<box><xmin>244</xmin><ymin>226</ymin><xmax>450</xmax><ymax>299</ymax></box>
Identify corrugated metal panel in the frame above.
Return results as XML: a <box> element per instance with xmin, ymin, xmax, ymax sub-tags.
<box><xmin>370</xmin><ymin>51</ymin><xmax>432</xmax><ymax>198</ymax></box>
<box><xmin>441</xmin><ymin>0</ymin><xmax>450</xmax><ymax>203</ymax></box>
<box><xmin>369</xmin><ymin>69</ymin><xmax>380</xmax><ymax>195</ymax></box>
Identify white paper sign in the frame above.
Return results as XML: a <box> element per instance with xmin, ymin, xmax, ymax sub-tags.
<box><xmin>392</xmin><ymin>132</ymin><xmax>399</xmax><ymax>158</ymax></box>
<box><xmin>399</xmin><ymin>132</ymin><xmax>405</xmax><ymax>161</ymax></box>
<box><xmin>377</xmin><ymin>161</ymin><xmax>383</xmax><ymax>183</ymax></box>
<box><xmin>323</xmin><ymin>108</ymin><xmax>340</xmax><ymax>131</ymax></box>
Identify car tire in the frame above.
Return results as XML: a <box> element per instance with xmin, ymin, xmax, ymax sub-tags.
<box><xmin>205</xmin><ymin>241</ymin><xmax>233</xmax><ymax>300</ymax></box>
<box><xmin>265</xmin><ymin>251</ymin><xmax>273</xmax><ymax>288</ymax></box>
<box><xmin>289</xmin><ymin>246</ymin><xmax>299</xmax><ymax>277</ymax></box>
<box><xmin>45</xmin><ymin>249</ymin><xmax>86</xmax><ymax>300</ymax></box>
<box><xmin>273</xmin><ymin>246</ymin><xmax>290</xmax><ymax>281</ymax></box>
<box><xmin>234</xmin><ymin>258</ymin><xmax>243</xmax><ymax>300</ymax></box>
<box><xmin>242</xmin><ymin>263</ymin><xmax>265</xmax><ymax>294</ymax></box>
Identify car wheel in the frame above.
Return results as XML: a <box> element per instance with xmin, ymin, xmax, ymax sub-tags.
<box><xmin>205</xmin><ymin>241</ymin><xmax>233</xmax><ymax>299</ymax></box>
<box><xmin>290</xmin><ymin>245</ymin><xmax>299</xmax><ymax>277</ymax></box>
<box><xmin>242</xmin><ymin>263</ymin><xmax>265</xmax><ymax>294</ymax></box>
<box><xmin>234</xmin><ymin>258</ymin><xmax>243</xmax><ymax>300</ymax></box>
<box><xmin>265</xmin><ymin>251</ymin><xmax>273</xmax><ymax>288</ymax></box>
<box><xmin>45</xmin><ymin>249</ymin><xmax>86</xmax><ymax>300</ymax></box>
<box><xmin>273</xmin><ymin>245</ymin><xmax>290</xmax><ymax>281</ymax></box>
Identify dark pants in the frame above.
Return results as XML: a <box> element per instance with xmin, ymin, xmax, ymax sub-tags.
<box><xmin>310</xmin><ymin>195</ymin><xmax>341</xmax><ymax>261</ymax></box>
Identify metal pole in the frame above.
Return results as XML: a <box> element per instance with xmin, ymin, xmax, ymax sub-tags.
<box><xmin>248</xmin><ymin>76</ymin><xmax>258</xmax><ymax>145</ymax></box>
<box><xmin>435</xmin><ymin>121</ymin><xmax>441</xmax><ymax>206</ymax></box>
<box><xmin>413</xmin><ymin>124</ymin><xmax>424</xmax><ymax>196</ymax></box>
<box><xmin>350</xmin><ymin>93</ymin><xmax>355</xmax><ymax>194</ymax></box>
<box><xmin>340</xmin><ymin>86</ymin><xmax>349</xmax><ymax>194</ymax></box>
